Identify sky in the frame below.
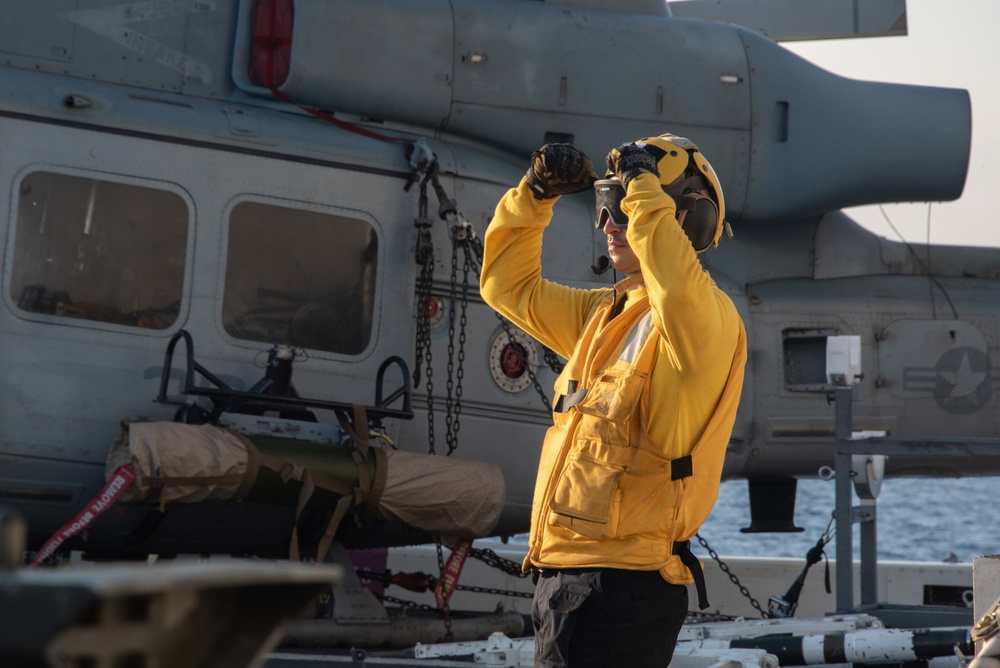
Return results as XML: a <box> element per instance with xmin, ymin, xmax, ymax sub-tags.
<box><xmin>777</xmin><ymin>0</ymin><xmax>998</xmax><ymax>248</ymax></box>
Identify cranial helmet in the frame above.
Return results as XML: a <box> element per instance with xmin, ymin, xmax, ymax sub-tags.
<box><xmin>636</xmin><ymin>134</ymin><xmax>727</xmax><ymax>252</ymax></box>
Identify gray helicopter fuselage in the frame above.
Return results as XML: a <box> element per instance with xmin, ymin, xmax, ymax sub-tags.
<box><xmin>0</xmin><ymin>0</ymin><xmax>992</xmax><ymax>557</ymax></box>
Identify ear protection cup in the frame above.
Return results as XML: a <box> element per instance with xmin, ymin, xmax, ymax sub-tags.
<box><xmin>633</xmin><ymin>134</ymin><xmax>728</xmax><ymax>250</ymax></box>
<box><xmin>676</xmin><ymin>192</ymin><xmax>719</xmax><ymax>253</ymax></box>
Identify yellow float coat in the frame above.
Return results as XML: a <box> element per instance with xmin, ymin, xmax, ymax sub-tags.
<box><xmin>480</xmin><ymin>174</ymin><xmax>746</xmax><ymax>583</ymax></box>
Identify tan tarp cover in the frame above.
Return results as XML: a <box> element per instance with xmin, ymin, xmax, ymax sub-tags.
<box><xmin>106</xmin><ymin>421</ymin><xmax>505</xmax><ymax>538</ymax></box>
<box><xmin>380</xmin><ymin>449</ymin><xmax>504</xmax><ymax>538</ymax></box>
<box><xmin>106</xmin><ymin>421</ymin><xmax>256</xmax><ymax>504</ymax></box>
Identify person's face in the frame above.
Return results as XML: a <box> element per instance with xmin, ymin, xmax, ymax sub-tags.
<box><xmin>602</xmin><ymin>214</ymin><xmax>641</xmax><ymax>275</ymax></box>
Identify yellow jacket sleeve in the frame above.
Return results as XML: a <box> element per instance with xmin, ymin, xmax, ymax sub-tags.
<box><xmin>621</xmin><ymin>172</ymin><xmax>742</xmax><ymax>377</ymax></box>
<box><xmin>480</xmin><ymin>178</ymin><xmax>607</xmax><ymax>359</ymax></box>
<box><xmin>620</xmin><ymin>172</ymin><xmax>746</xmax><ymax>486</ymax></box>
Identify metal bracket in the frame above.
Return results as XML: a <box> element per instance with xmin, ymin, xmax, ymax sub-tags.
<box><xmin>851</xmin><ymin>505</ymin><xmax>875</xmax><ymax>524</ymax></box>
<box><xmin>325</xmin><ymin>541</ymin><xmax>389</xmax><ymax>624</ymax></box>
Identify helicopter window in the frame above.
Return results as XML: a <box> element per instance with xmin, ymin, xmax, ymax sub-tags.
<box><xmin>782</xmin><ymin>329</ymin><xmax>840</xmax><ymax>390</ymax></box>
<box><xmin>10</xmin><ymin>171</ymin><xmax>188</xmax><ymax>329</ymax></box>
<box><xmin>222</xmin><ymin>201</ymin><xmax>378</xmax><ymax>355</ymax></box>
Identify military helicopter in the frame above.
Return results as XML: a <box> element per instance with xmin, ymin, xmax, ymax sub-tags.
<box><xmin>0</xmin><ymin>0</ymin><xmax>988</xmax><ymax>562</ymax></box>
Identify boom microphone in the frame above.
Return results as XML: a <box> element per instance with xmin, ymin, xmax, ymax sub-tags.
<box><xmin>591</xmin><ymin>255</ymin><xmax>611</xmax><ymax>276</ymax></box>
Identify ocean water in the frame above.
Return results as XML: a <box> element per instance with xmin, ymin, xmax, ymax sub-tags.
<box><xmin>695</xmin><ymin>476</ymin><xmax>1000</xmax><ymax>564</ymax></box>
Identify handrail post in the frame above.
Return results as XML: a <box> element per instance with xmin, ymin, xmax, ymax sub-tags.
<box><xmin>859</xmin><ymin>497</ymin><xmax>878</xmax><ymax>607</ymax></box>
<box><xmin>834</xmin><ymin>385</ymin><xmax>854</xmax><ymax>613</ymax></box>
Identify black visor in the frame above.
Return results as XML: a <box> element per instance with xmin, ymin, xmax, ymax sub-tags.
<box><xmin>594</xmin><ymin>178</ymin><xmax>627</xmax><ymax>229</ymax></box>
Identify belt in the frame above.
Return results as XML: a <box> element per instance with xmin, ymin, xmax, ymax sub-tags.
<box><xmin>531</xmin><ymin>555</ymin><xmax>708</xmax><ymax>611</ymax></box>
<box><xmin>531</xmin><ymin>567</ymin><xmax>587</xmax><ymax>584</ymax></box>
<box><xmin>673</xmin><ymin>540</ymin><xmax>710</xmax><ymax>610</ymax></box>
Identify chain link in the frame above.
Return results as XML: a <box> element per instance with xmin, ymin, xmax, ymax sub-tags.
<box><xmin>470</xmin><ymin>547</ymin><xmax>531</xmax><ymax>578</ymax></box>
<box><xmin>412</xmin><ymin>168</ymin><xmax>437</xmax><ymax>456</ymax></box>
<box><xmin>416</xmin><ymin>257</ymin><xmax>436</xmax><ymax>455</ymax></box>
<box><xmin>359</xmin><ymin>546</ymin><xmax>534</xmax><ymax>609</ymax></box>
<box><xmin>445</xmin><ymin>243</ymin><xmax>459</xmax><ymax>456</ymax></box>
<box><xmin>367</xmin><ymin>555</ymin><xmax>743</xmax><ymax>613</ymax></box>
<box><xmin>382</xmin><ymin>594</ymin><xmax>438</xmax><ymax>612</ymax></box>
<box><xmin>455</xmin><ymin>582</ymin><xmax>535</xmax><ymax>599</ymax></box>
<box><xmin>454</xmin><ymin>248</ymin><xmax>470</xmax><ymax>453</ymax></box>
<box><xmin>543</xmin><ymin>347</ymin><xmax>566</xmax><ymax>375</ymax></box>
<box><xmin>443</xmin><ymin>231</ymin><xmax>472</xmax><ymax>456</ymax></box>
<box><xmin>413</xmin><ymin>260</ymin><xmax>430</xmax><ymax>387</ymax></box>
<box><xmin>413</xmin><ymin>172</ymin><xmax>433</xmax><ymax>387</ymax></box>
<box><xmin>695</xmin><ymin>533</ymin><xmax>770</xmax><ymax>618</ymax></box>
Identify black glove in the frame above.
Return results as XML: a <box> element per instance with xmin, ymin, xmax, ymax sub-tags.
<box><xmin>606</xmin><ymin>142</ymin><xmax>665</xmax><ymax>187</ymax></box>
<box><xmin>525</xmin><ymin>143</ymin><xmax>598</xmax><ymax>200</ymax></box>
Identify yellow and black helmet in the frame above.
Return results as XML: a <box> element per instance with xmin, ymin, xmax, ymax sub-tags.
<box><xmin>636</xmin><ymin>134</ymin><xmax>727</xmax><ymax>252</ymax></box>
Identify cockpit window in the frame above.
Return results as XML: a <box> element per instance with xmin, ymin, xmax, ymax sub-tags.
<box><xmin>10</xmin><ymin>171</ymin><xmax>188</xmax><ymax>329</ymax></box>
<box><xmin>222</xmin><ymin>201</ymin><xmax>378</xmax><ymax>355</ymax></box>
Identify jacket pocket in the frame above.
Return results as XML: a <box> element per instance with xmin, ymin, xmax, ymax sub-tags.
<box><xmin>574</xmin><ymin>365</ymin><xmax>647</xmax><ymax>446</ymax></box>
<box><xmin>549</xmin><ymin>454</ymin><xmax>623</xmax><ymax>539</ymax></box>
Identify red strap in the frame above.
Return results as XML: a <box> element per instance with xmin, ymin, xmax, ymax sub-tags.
<box><xmin>267</xmin><ymin>85</ymin><xmax>414</xmax><ymax>149</ymax></box>
<box><xmin>30</xmin><ymin>465</ymin><xmax>136</xmax><ymax>567</ymax></box>
<box><xmin>434</xmin><ymin>537</ymin><xmax>473</xmax><ymax>609</ymax></box>
<box><xmin>248</xmin><ymin>0</ymin><xmax>413</xmax><ymax>153</ymax></box>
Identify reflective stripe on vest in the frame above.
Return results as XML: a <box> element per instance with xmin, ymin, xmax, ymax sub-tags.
<box><xmin>554</xmin><ymin>311</ymin><xmax>654</xmax><ymax>413</ymax></box>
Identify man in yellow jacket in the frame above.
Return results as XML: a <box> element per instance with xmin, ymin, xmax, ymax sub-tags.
<box><xmin>480</xmin><ymin>136</ymin><xmax>747</xmax><ymax>668</ymax></box>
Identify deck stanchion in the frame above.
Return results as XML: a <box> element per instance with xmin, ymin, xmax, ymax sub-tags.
<box><xmin>834</xmin><ymin>386</ymin><xmax>854</xmax><ymax>613</ymax></box>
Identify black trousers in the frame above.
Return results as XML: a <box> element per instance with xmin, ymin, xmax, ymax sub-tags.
<box><xmin>531</xmin><ymin>568</ymin><xmax>688</xmax><ymax>668</ymax></box>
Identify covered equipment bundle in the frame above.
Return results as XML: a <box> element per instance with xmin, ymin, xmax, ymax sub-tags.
<box><xmin>106</xmin><ymin>411</ymin><xmax>505</xmax><ymax>560</ymax></box>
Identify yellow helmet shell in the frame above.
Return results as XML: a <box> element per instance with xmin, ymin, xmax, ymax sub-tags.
<box><xmin>634</xmin><ymin>135</ymin><xmax>691</xmax><ymax>187</ymax></box>
<box><xmin>635</xmin><ymin>134</ymin><xmax>727</xmax><ymax>250</ymax></box>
